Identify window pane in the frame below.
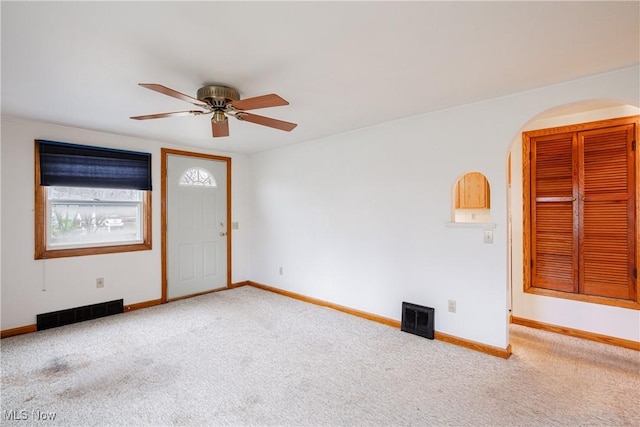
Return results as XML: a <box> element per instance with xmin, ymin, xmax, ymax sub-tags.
<box><xmin>47</xmin><ymin>187</ymin><xmax>143</xmax><ymax>248</ymax></box>
<box><xmin>179</xmin><ymin>167</ymin><xmax>216</xmax><ymax>187</ymax></box>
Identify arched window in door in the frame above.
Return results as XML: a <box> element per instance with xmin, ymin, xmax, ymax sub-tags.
<box><xmin>178</xmin><ymin>167</ymin><xmax>217</xmax><ymax>187</ymax></box>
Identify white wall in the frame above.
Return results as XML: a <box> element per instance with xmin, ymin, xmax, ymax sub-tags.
<box><xmin>510</xmin><ymin>104</ymin><xmax>640</xmax><ymax>342</ymax></box>
<box><xmin>0</xmin><ymin>116</ymin><xmax>250</xmax><ymax>330</ymax></box>
<box><xmin>248</xmin><ymin>66</ymin><xmax>640</xmax><ymax>349</ymax></box>
<box><xmin>3</xmin><ymin>66</ymin><xmax>638</xmax><ymax>347</ymax></box>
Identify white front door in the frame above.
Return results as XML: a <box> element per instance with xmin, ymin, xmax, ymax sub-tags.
<box><xmin>166</xmin><ymin>154</ymin><xmax>228</xmax><ymax>299</ymax></box>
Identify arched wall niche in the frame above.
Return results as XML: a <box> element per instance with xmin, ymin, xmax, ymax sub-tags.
<box><xmin>452</xmin><ymin>171</ymin><xmax>491</xmax><ymax>223</ymax></box>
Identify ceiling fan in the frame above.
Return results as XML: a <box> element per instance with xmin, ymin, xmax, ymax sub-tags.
<box><xmin>130</xmin><ymin>83</ymin><xmax>297</xmax><ymax>138</ymax></box>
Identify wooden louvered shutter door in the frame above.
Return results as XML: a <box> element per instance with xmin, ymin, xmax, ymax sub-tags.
<box><xmin>531</xmin><ymin>132</ymin><xmax>578</xmax><ymax>293</ymax></box>
<box><xmin>578</xmin><ymin>124</ymin><xmax>636</xmax><ymax>300</ymax></box>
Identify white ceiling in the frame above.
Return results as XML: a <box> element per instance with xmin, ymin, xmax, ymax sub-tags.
<box><xmin>2</xmin><ymin>1</ymin><xmax>639</xmax><ymax>154</ymax></box>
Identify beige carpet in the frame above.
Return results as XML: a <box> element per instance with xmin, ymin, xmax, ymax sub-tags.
<box><xmin>1</xmin><ymin>285</ymin><xmax>639</xmax><ymax>426</ymax></box>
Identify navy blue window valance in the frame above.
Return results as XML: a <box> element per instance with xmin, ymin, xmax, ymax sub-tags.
<box><xmin>37</xmin><ymin>140</ymin><xmax>152</xmax><ymax>190</ymax></box>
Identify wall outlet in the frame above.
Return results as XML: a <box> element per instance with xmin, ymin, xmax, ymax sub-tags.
<box><xmin>96</xmin><ymin>277</ymin><xmax>104</xmax><ymax>288</ymax></box>
<box><xmin>448</xmin><ymin>299</ymin><xmax>456</xmax><ymax>313</ymax></box>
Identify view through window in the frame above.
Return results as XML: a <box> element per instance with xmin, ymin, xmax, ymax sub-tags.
<box><xmin>47</xmin><ymin>186</ymin><xmax>144</xmax><ymax>248</ymax></box>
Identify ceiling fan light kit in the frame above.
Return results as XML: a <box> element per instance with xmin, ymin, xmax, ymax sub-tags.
<box><xmin>212</xmin><ymin>109</ymin><xmax>227</xmax><ymax>124</ymax></box>
<box><xmin>130</xmin><ymin>83</ymin><xmax>297</xmax><ymax>138</ymax></box>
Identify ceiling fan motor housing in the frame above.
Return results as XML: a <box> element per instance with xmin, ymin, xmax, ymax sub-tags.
<box><xmin>197</xmin><ymin>85</ymin><xmax>240</xmax><ymax>108</ymax></box>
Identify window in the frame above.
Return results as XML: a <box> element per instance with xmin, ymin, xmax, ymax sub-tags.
<box><xmin>179</xmin><ymin>167</ymin><xmax>216</xmax><ymax>187</ymax></box>
<box><xmin>522</xmin><ymin>116</ymin><xmax>638</xmax><ymax>308</ymax></box>
<box><xmin>47</xmin><ymin>187</ymin><xmax>144</xmax><ymax>248</ymax></box>
<box><xmin>35</xmin><ymin>140</ymin><xmax>152</xmax><ymax>259</ymax></box>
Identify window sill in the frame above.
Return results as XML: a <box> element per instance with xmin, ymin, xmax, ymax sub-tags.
<box><xmin>525</xmin><ymin>286</ymin><xmax>640</xmax><ymax>310</ymax></box>
<box><xmin>444</xmin><ymin>221</ymin><xmax>496</xmax><ymax>229</ymax></box>
<box><xmin>36</xmin><ymin>242</ymin><xmax>152</xmax><ymax>260</ymax></box>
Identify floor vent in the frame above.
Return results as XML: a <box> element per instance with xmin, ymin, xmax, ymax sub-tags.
<box><xmin>36</xmin><ymin>299</ymin><xmax>123</xmax><ymax>331</ymax></box>
<box><xmin>401</xmin><ymin>302</ymin><xmax>434</xmax><ymax>340</ymax></box>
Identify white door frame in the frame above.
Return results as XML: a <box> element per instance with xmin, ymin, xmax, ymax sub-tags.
<box><xmin>161</xmin><ymin>148</ymin><xmax>231</xmax><ymax>303</ymax></box>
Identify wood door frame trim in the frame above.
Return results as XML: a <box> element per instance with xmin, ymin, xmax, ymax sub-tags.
<box><xmin>161</xmin><ymin>148</ymin><xmax>232</xmax><ymax>303</ymax></box>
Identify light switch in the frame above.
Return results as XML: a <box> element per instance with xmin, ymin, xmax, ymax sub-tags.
<box><xmin>484</xmin><ymin>229</ymin><xmax>494</xmax><ymax>244</ymax></box>
<box><xmin>232</xmin><ymin>222</ymin><xmax>239</xmax><ymax>229</ymax></box>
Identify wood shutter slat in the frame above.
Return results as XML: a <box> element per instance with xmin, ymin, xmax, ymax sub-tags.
<box><xmin>534</xmin><ymin>134</ymin><xmax>574</xmax><ymax>198</ymax></box>
<box><xmin>583</xmin><ymin>129</ymin><xmax>628</xmax><ymax>195</ymax></box>
<box><xmin>579</xmin><ymin>125</ymin><xmax>635</xmax><ymax>300</ymax></box>
<box><xmin>531</xmin><ymin>132</ymin><xmax>577</xmax><ymax>293</ymax></box>
<box><xmin>533</xmin><ymin>202</ymin><xmax>575</xmax><ymax>292</ymax></box>
<box><xmin>582</xmin><ymin>201</ymin><xmax>630</xmax><ymax>298</ymax></box>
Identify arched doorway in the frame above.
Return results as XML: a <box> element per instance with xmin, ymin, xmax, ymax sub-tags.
<box><xmin>507</xmin><ymin>99</ymin><xmax>639</xmax><ymax>347</ymax></box>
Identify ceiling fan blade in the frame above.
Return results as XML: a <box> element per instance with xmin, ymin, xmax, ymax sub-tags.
<box><xmin>211</xmin><ymin>119</ymin><xmax>230</xmax><ymax>138</ymax></box>
<box><xmin>238</xmin><ymin>113</ymin><xmax>297</xmax><ymax>132</ymax></box>
<box><xmin>138</xmin><ymin>83</ymin><xmax>208</xmax><ymax>108</ymax></box>
<box><xmin>130</xmin><ymin>110</ymin><xmax>205</xmax><ymax>120</ymax></box>
<box><xmin>230</xmin><ymin>94</ymin><xmax>289</xmax><ymax>111</ymax></box>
